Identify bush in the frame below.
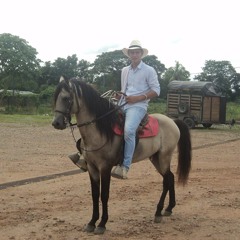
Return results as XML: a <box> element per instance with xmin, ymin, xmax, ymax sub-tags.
<box><xmin>0</xmin><ymin>89</ymin><xmax>54</xmax><ymax>114</ymax></box>
<box><xmin>39</xmin><ymin>85</ymin><xmax>55</xmax><ymax>104</ymax></box>
<box><xmin>148</xmin><ymin>99</ymin><xmax>167</xmax><ymax>114</ymax></box>
<box><xmin>1</xmin><ymin>94</ymin><xmax>39</xmax><ymax>114</ymax></box>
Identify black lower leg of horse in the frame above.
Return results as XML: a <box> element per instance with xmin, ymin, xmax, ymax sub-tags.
<box><xmin>165</xmin><ymin>171</ymin><xmax>176</xmax><ymax>214</ymax></box>
<box><xmin>155</xmin><ymin>174</ymin><xmax>169</xmax><ymax>217</ymax></box>
<box><xmin>97</xmin><ymin>170</ymin><xmax>111</xmax><ymax>229</ymax></box>
<box><xmin>88</xmin><ymin>175</ymin><xmax>100</xmax><ymax>228</ymax></box>
<box><xmin>155</xmin><ymin>170</ymin><xmax>176</xmax><ymax>217</ymax></box>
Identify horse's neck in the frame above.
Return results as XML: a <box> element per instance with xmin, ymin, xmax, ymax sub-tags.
<box><xmin>75</xmin><ymin>112</ymin><xmax>104</xmax><ymax>145</ymax></box>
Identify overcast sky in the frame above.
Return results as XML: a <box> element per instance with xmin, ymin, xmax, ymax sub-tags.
<box><xmin>1</xmin><ymin>0</ymin><xmax>240</xmax><ymax>77</ymax></box>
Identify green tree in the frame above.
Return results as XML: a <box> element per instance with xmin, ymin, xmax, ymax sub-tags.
<box><xmin>91</xmin><ymin>50</ymin><xmax>129</xmax><ymax>92</ymax></box>
<box><xmin>163</xmin><ymin>61</ymin><xmax>190</xmax><ymax>81</ymax></box>
<box><xmin>38</xmin><ymin>56</ymin><xmax>92</xmax><ymax>88</ymax></box>
<box><xmin>0</xmin><ymin>33</ymin><xmax>40</xmax><ymax>92</ymax></box>
<box><xmin>49</xmin><ymin>54</ymin><xmax>79</xmax><ymax>85</ymax></box>
<box><xmin>161</xmin><ymin>61</ymin><xmax>190</xmax><ymax>99</ymax></box>
<box><xmin>37</xmin><ymin>61</ymin><xmax>55</xmax><ymax>90</ymax></box>
<box><xmin>77</xmin><ymin>59</ymin><xmax>92</xmax><ymax>82</ymax></box>
<box><xmin>194</xmin><ymin>60</ymin><xmax>237</xmax><ymax>98</ymax></box>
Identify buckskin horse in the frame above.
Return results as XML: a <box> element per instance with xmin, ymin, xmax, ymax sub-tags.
<box><xmin>52</xmin><ymin>76</ymin><xmax>192</xmax><ymax>234</ymax></box>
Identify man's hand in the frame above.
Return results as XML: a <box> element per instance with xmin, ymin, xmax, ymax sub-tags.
<box><xmin>125</xmin><ymin>95</ymin><xmax>144</xmax><ymax>103</ymax></box>
<box><xmin>114</xmin><ymin>92</ymin><xmax>125</xmax><ymax>100</ymax></box>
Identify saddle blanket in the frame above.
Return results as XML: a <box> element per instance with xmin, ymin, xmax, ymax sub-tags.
<box><xmin>113</xmin><ymin>115</ymin><xmax>159</xmax><ymax>138</ymax></box>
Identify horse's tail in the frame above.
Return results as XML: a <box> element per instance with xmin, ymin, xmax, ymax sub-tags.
<box><xmin>174</xmin><ymin>119</ymin><xmax>192</xmax><ymax>185</ymax></box>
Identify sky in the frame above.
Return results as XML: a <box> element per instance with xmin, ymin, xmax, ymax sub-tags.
<box><xmin>1</xmin><ymin>0</ymin><xmax>240</xmax><ymax>78</ymax></box>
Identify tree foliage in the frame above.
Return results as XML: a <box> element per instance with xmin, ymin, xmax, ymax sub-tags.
<box><xmin>0</xmin><ymin>33</ymin><xmax>40</xmax><ymax>91</ymax></box>
<box><xmin>91</xmin><ymin>50</ymin><xmax>128</xmax><ymax>92</ymax></box>
<box><xmin>163</xmin><ymin>61</ymin><xmax>190</xmax><ymax>81</ymax></box>
<box><xmin>194</xmin><ymin>60</ymin><xmax>238</xmax><ymax>99</ymax></box>
<box><xmin>161</xmin><ymin>61</ymin><xmax>190</xmax><ymax>98</ymax></box>
<box><xmin>37</xmin><ymin>55</ymin><xmax>92</xmax><ymax>89</ymax></box>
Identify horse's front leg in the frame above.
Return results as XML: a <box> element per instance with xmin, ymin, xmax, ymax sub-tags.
<box><xmin>84</xmin><ymin>174</ymin><xmax>100</xmax><ymax>233</ymax></box>
<box><xmin>94</xmin><ymin>168</ymin><xmax>111</xmax><ymax>234</ymax></box>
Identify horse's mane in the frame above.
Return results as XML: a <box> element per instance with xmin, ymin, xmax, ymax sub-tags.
<box><xmin>71</xmin><ymin>78</ymin><xmax>119</xmax><ymax>142</ymax></box>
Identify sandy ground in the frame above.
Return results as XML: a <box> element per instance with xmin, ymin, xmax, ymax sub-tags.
<box><xmin>0</xmin><ymin>122</ymin><xmax>240</xmax><ymax>240</ymax></box>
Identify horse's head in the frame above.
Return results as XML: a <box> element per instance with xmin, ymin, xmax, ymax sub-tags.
<box><xmin>52</xmin><ymin>77</ymin><xmax>119</xmax><ymax>141</ymax></box>
<box><xmin>52</xmin><ymin>76</ymin><xmax>78</xmax><ymax>130</ymax></box>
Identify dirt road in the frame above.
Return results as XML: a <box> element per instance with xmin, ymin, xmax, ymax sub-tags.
<box><xmin>0</xmin><ymin>122</ymin><xmax>239</xmax><ymax>240</ymax></box>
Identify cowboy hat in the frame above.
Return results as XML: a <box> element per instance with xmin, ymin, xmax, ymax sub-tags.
<box><xmin>122</xmin><ymin>40</ymin><xmax>148</xmax><ymax>58</ymax></box>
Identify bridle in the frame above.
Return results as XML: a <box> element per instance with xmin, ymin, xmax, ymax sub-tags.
<box><xmin>54</xmin><ymin>96</ymin><xmax>73</xmax><ymax>126</ymax></box>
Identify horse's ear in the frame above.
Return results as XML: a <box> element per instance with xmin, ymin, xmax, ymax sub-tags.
<box><xmin>60</xmin><ymin>76</ymin><xmax>65</xmax><ymax>82</ymax></box>
<box><xmin>60</xmin><ymin>75</ymin><xmax>70</xmax><ymax>84</ymax></box>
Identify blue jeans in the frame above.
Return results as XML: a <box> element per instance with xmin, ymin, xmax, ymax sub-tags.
<box><xmin>122</xmin><ymin>107</ymin><xmax>147</xmax><ymax>170</ymax></box>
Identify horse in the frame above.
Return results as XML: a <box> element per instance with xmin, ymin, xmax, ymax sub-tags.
<box><xmin>52</xmin><ymin>76</ymin><xmax>192</xmax><ymax>234</ymax></box>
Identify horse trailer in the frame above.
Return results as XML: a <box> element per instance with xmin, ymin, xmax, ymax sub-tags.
<box><xmin>167</xmin><ymin>81</ymin><xmax>226</xmax><ymax>128</ymax></box>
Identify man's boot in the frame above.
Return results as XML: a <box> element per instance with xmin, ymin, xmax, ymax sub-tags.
<box><xmin>68</xmin><ymin>153</ymin><xmax>87</xmax><ymax>172</ymax></box>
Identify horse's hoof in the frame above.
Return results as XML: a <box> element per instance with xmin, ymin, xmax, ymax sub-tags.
<box><xmin>94</xmin><ymin>226</ymin><xmax>106</xmax><ymax>235</ymax></box>
<box><xmin>163</xmin><ymin>210</ymin><xmax>172</xmax><ymax>216</ymax></box>
<box><xmin>154</xmin><ymin>216</ymin><xmax>163</xmax><ymax>223</ymax></box>
<box><xmin>83</xmin><ymin>224</ymin><xmax>95</xmax><ymax>232</ymax></box>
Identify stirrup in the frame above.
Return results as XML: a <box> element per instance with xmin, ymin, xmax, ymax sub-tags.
<box><xmin>68</xmin><ymin>153</ymin><xmax>87</xmax><ymax>172</ymax></box>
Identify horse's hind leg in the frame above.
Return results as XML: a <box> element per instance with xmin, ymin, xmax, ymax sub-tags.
<box><xmin>151</xmin><ymin>154</ymin><xmax>176</xmax><ymax>222</ymax></box>
<box><xmin>163</xmin><ymin>170</ymin><xmax>176</xmax><ymax>215</ymax></box>
<box><xmin>154</xmin><ymin>172</ymin><xmax>168</xmax><ymax>223</ymax></box>
<box><xmin>154</xmin><ymin>170</ymin><xmax>176</xmax><ymax>222</ymax></box>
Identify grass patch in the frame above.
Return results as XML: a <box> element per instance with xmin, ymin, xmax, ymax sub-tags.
<box><xmin>0</xmin><ymin>114</ymin><xmax>53</xmax><ymax>126</ymax></box>
<box><xmin>148</xmin><ymin>99</ymin><xmax>167</xmax><ymax>114</ymax></box>
<box><xmin>0</xmin><ymin>101</ymin><xmax>239</xmax><ymax>129</ymax></box>
<box><xmin>226</xmin><ymin>102</ymin><xmax>240</xmax><ymax>121</ymax></box>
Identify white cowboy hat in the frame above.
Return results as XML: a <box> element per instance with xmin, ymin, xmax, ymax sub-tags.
<box><xmin>122</xmin><ymin>40</ymin><xmax>148</xmax><ymax>58</ymax></box>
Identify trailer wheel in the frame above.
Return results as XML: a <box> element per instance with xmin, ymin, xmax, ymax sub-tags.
<box><xmin>202</xmin><ymin>123</ymin><xmax>212</xmax><ymax>128</ymax></box>
<box><xmin>178</xmin><ymin>103</ymin><xmax>188</xmax><ymax>114</ymax></box>
<box><xmin>183</xmin><ymin>117</ymin><xmax>195</xmax><ymax>129</ymax></box>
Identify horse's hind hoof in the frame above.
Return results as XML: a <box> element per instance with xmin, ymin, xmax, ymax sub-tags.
<box><xmin>94</xmin><ymin>227</ymin><xmax>106</xmax><ymax>234</ymax></box>
<box><xmin>83</xmin><ymin>224</ymin><xmax>95</xmax><ymax>232</ymax></box>
<box><xmin>154</xmin><ymin>216</ymin><xmax>163</xmax><ymax>223</ymax></box>
<box><xmin>163</xmin><ymin>210</ymin><xmax>172</xmax><ymax>216</ymax></box>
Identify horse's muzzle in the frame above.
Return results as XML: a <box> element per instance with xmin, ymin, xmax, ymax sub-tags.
<box><xmin>52</xmin><ymin>116</ymin><xmax>67</xmax><ymax>130</ymax></box>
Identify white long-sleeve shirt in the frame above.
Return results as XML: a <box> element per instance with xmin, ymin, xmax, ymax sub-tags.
<box><xmin>120</xmin><ymin>61</ymin><xmax>160</xmax><ymax>110</ymax></box>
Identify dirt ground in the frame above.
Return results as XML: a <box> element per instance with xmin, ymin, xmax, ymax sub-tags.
<box><xmin>0</xmin><ymin>122</ymin><xmax>240</xmax><ymax>240</ymax></box>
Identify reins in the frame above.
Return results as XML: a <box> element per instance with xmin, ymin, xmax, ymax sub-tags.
<box><xmin>69</xmin><ymin>125</ymin><xmax>108</xmax><ymax>152</ymax></box>
<box><xmin>73</xmin><ymin>102</ymin><xmax>127</xmax><ymax>128</ymax></box>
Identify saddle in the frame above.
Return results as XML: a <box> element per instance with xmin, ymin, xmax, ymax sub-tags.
<box><xmin>113</xmin><ymin>113</ymin><xmax>159</xmax><ymax>138</ymax></box>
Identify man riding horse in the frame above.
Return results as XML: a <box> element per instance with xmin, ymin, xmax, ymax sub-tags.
<box><xmin>69</xmin><ymin>40</ymin><xmax>160</xmax><ymax>179</ymax></box>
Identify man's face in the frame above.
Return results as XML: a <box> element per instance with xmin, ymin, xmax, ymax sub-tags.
<box><xmin>128</xmin><ymin>49</ymin><xmax>143</xmax><ymax>63</ymax></box>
